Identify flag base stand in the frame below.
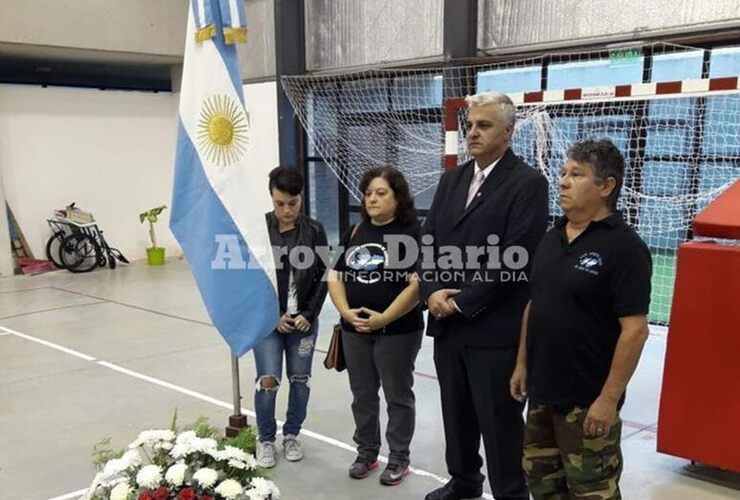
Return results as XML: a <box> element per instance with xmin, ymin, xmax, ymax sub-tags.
<box><xmin>226</xmin><ymin>353</ymin><xmax>247</xmax><ymax>438</ymax></box>
<box><xmin>225</xmin><ymin>414</ymin><xmax>249</xmax><ymax>437</ymax></box>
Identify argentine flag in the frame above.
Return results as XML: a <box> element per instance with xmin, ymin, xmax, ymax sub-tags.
<box><xmin>170</xmin><ymin>0</ymin><xmax>278</xmax><ymax>357</ymax></box>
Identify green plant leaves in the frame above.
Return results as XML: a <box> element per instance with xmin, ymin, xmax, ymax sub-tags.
<box><xmin>139</xmin><ymin>205</ymin><xmax>167</xmax><ymax>224</ymax></box>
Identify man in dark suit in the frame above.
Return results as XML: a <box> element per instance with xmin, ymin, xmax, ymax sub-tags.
<box><xmin>421</xmin><ymin>92</ymin><xmax>549</xmax><ymax>500</ymax></box>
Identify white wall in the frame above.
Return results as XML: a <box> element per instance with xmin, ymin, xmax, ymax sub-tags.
<box><xmin>241</xmin><ymin>81</ymin><xmax>280</xmax><ymax>189</ymax></box>
<box><xmin>0</xmin><ymin>81</ymin><xmax>279</xmax><ymax>264</ymax></box>
<box><xmin>0</xmin><ymin>84</ymin><xmax>179</xmax><ymax>262</ymax></box>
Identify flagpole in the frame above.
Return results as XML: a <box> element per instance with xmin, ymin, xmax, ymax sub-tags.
<box><xmin>173</xmin><ymin>0</ymin><xmax>276</xmax><ymax>438</ymax></box>
<box><xmin>225</xmin><ymin>353</ymin><xmax>248</xmax><ymax>437</ymax></box>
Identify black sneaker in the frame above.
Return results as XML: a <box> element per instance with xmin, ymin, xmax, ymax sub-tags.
<box><xmin>348</xmin><ymin>458</ymin><xmax>379</xmax><ymax>479</ymax></box>
<box><xmin>379</xmin><ymin>463</ymin><xmax>410</xmax><ymax>486</ymax></box>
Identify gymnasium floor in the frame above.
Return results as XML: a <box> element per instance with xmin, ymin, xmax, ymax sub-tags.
<box><xmin>1</xmin><ymin>260</ymin><xmax>737</xmax><ymax>500</ymax></box>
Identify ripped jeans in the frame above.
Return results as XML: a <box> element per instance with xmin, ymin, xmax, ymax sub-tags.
<box><xmin>253</xmin><ymin>320</ymin><xmax>318</xmax><ymax>442</ymax></box>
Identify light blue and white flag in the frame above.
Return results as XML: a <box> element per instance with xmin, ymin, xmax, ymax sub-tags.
<box><xmin>171</xmin><ymin>0</ymin><xmax>277</xmax><ymax>357</ymax></box>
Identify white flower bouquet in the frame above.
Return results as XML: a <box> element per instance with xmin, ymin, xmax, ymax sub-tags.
<box><xmin>82</xmin><ymin>418</ymin><xmax>279</xmax><ymax>500</ymax></box>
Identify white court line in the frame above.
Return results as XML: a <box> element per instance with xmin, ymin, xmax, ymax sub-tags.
<box><xmin>3</xmin><ymin>327</ymin><xmax>488</xmax><ymax>498</ymax></box>
<box><xmin>97</xmin><ymin>360</ymin><xmax>235</xmax><ymax>410</ymax></box>
<box><xmin>98</xmin><ymin>361</ymin><xmax>454</xmax><ymax>487</ymax></box>
<box><xmin>46</xmin><ymin>488</ymin><xmax>88</xmax><ymax>500</ymax></box>
<box><xmin>3</xmin><ymin>326</ymin><xmax>96</xmax><ymax>361</ymax></box>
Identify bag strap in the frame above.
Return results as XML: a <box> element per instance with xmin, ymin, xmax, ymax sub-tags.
<box><xmin>349</xmin><ymin>222</ymin><xmax>361</xmax><ymax>241</ymax></box>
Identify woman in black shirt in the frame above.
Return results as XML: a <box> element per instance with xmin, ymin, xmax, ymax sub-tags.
<box><xmin>328</xmin><ymin>167</ymin><xmax>423</xmax><ymax>486</ymax></box>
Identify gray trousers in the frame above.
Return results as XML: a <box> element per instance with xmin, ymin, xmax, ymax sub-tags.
<box><xmin>342</xmin><ymin>329</ymin><xmax>423</xmax><ymax>467</ymax></box>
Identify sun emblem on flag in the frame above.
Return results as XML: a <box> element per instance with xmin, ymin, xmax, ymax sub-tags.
<box><xmin>196</xmin><ymin>94</ymin><xmax>249</xmax><ymax>166</ymax></box>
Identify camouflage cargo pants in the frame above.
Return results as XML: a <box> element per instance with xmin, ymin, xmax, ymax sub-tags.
<box><xmin>523</xmin><ymin>403</ymin><xmax>623</xmax><ymax>500</ymax></box>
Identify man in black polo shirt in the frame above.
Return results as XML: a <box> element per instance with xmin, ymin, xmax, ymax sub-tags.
<box><xmin>510</xmin><ymin>139</ymin><xmax>652</xmax><ymax>499</ymax></box>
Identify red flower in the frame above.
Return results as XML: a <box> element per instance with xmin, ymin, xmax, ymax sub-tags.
<box><xmin>138</xmin><ymin>493</ymin><xmax>154</xmax><ymax>500</ymax></box>
<box><xmin>153</xmin><ymin>487</ymin><xmax>169</xmax><ymax>500</ymax></box>
<box><xmin>178</xmin><ymin>488</ymin><xmax>196</xmax><ymax>500</ymax></box>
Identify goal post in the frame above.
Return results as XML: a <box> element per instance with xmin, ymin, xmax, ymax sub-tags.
<box><xmin>280</xmin><ymin>42</ymin><xmax>740</xmax><ymax>325</ymax></box>
<box><xmin>444</xmin><ymin>76</ymin><xmax>740</xmax><ymax>324</ymax></box>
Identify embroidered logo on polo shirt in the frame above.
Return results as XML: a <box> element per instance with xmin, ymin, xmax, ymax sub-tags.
<box><xmin>575</xmin><ymin>252</ymin><xmax>603</xmax><ymax>276</ymax></box>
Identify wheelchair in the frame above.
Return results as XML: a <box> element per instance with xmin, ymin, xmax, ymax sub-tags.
<box><xmin>46</xmin><ymin>216</ymin><xmax>129</xmax><ymax>273</ymax></box>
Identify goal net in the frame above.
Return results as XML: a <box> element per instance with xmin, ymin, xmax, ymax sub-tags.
<box><xmin>281</xmin><ymin>43</ymin><xmax>740</xmax><ymax>325</ymax></box>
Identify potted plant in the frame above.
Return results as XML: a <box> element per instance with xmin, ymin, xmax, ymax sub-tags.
<box><xmin>140</xmin><ymin>205</ymin><xmax>167</xmax><ymax>266</ymax></box>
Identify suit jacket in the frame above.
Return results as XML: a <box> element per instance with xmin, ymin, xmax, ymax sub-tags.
<box><xmin>420</xmin><ymin>148</ymin><xmax>549</xmax><ymax>348</ymax></box>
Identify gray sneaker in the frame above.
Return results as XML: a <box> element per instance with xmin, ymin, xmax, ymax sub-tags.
<box><xmin>256</xmin><ymin>441</ymin><xmax>277</xmax><ymax>468</ymax></box>
<box><xmin>283</xmin><ymin>434</ymin><xmax>303</xmax><ymax>462</ymax></box>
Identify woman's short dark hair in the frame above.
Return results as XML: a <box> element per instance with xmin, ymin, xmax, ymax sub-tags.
<box><xmin>358</xmin><ymin>167</ymin><xmax>417</xmax><ymax>225</ymax></box>
<box><xmin>567</xmin><ymin>139</ymin><xmax>625</xmax><ymax>210</ymax></box>
<box><xmin>268</xmin><ymin>166</ymin><xmax>303</xmax><ymax>196</ymax></box>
